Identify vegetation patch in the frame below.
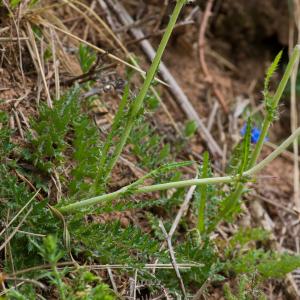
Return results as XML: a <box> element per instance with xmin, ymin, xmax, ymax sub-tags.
<box><xmin>1</xmin><ymin>0</ymin><xmax>300</xmax><ymax>299</ymax></box>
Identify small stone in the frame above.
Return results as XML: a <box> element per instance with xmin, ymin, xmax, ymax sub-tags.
<box><xmin>103</xmin><ymin>84</ymin><xmax>112</xmax><ymax>93</ymax></box>
<box><xmin>120</xmin><ymin>217</ymin><xmax>129</xmax><ymax>227</ymax></box>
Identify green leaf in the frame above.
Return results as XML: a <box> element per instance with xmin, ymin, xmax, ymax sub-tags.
<box><xmin>258</xmin><ymin>253</ymin><xmax>300</xmax><ymax>279</ymax></box>
<box><xmin>184</xmin><ymin>120</ymin><xmax>197</xmax><ymax>137</ymax></box>
<box><xmin>264</xmin><ymin>50</ymin><xmax>283</xmax><ymax>93</ymax></box>
<box><xmin>78</xmin><ymin>44</ymin><xmax>97</xmax><ymax>73</ymax></box>
<box><xmin>10</xmin><ymin>0</ymin><xmax>21</xmax><ymax>8</ymax></box>
<box><xmin>229</xmin><ymin>227</ymin><xmax>269</xmax><ymax>249</ymax></box>
<box><xmin>228</xmin><ymin>250</ymin><xmax>300</xmax><ymax>279</ymax></box>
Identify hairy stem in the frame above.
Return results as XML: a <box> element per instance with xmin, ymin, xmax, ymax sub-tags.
<box><xmin>221</xmin><ymin>46</ymin><xmax>300</xmax><ymax>222</ymax></box>
<box><xmin>59</xmin><ymin>127</ymin><xmax>300</xmax><ymax>214</ymax></box>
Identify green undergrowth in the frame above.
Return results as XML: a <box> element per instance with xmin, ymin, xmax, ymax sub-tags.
<box><xmin>2</xmin><ymin>52</ymin><xmax>300</xmax><ymax>297</ymax></box>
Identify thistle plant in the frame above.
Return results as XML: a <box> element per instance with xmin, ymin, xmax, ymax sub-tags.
<box><xmin>58</xmin><ymin>125</ymin><xmax>300</xmax><ymax>213</ymax></box>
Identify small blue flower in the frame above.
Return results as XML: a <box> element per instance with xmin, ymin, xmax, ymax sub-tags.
<box><xmin>240</xmin><ymin>124</ymin><xmax>269</xmax><ymax>144</ymax></box>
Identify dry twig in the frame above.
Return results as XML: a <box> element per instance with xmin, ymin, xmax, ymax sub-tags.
<box><xmin>159</xmin><ymin>220</ymin><xmax>187</xmax><ymax>299</ymax></box>
<box><xmin>107</xmin><ymin>267</ymin><xmax>118</xmax><ymax>295</ymax></box>
<box><xmin>26</xmin><ymin>22</ymin><xmax>53</xmax><ymax>108</ymax></box>
<box><xmin>0</xmin><ymin>208</ymin><xmax>32</xmax><ymax>252</ymax></box>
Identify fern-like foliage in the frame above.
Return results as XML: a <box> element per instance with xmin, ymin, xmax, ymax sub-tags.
<box><xmin>175</xmin><ymin>232</ymin><xmax>223</xmax><ymax>286</ymax></box>
<box><xmin>98</xmin><ymin>85</ymin><xmax>130</xmax><ymax>182</ymax></box>
<box><xmin>228</xmin><ymin>227</ymin><xmax>270</xmax><ymax>250</ymax></box>
<box><xmin>0</xmin><ymin>114</ymin><xmax>60</xmax><ymax>272</ymax></box>
<box><xmin>29</xmin><ymin>87</ymin><xmax>80</xmax><ymax>172</ymax></box>
<box><xmin>70</xmin><ymin>113</ymin><xmax>103</xmax><ymax>196</ymax></box>
<box><xmin>7</xmin><ymin>235</ymin><xmax>116</xmax><ymax>299</ymax></box>
<box><xmin>129</xmin><ymin>119</ymin><xmax>171</xmax><ymax>170</ymax></box>
<box><xmin>70</xmin><ymin>220</ymin><xmax>164</xmax><ymax>265</ymax></box>
<box><xmin>228</xmin><ymin>249</ymin><xmax>300</xmax><ymax>279</ymax></box>
<box><xmin>225</xmin><ymin>227</ymin><xmax>300</xmax><ymax>280</ymax></box>
<box><xmin>2</xmin><ymin>48</ymin><xmax>294</xmax><ymax>299</ymax></box>
<box><xmin>224</xmin><ymin>274</ymin><xmax>267</xmax><ymax>300</ymax></box>
<box><xmin>28</xmin><ymin>87</ymin><xmax>105</xmax><ymax>197</ymax></box>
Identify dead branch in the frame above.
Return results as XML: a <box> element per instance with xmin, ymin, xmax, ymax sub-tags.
<box><xmin>159</xmin><ymin>220</ymin><xmax>187</xmax><ymax>299</ymax></box>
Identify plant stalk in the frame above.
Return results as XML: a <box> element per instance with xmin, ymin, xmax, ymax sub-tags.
<box><xmin>228</xmin><ymin>45</ymin><xmax>300</xmax><ymax>219</ymax></box>
<box><xmin>59</xmin><ymin>127</ymin><xmax>300</xmax><ymax>214</ymax></box>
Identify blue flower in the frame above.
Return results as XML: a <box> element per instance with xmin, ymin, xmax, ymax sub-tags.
<box><xmin>240</xmin><ymin>124</ymin><xmax>269</xmax><ymax>144</ymax></box>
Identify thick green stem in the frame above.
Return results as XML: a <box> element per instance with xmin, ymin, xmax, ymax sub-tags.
<box><xmin>59</xmin><ymin>127</ymin><xmax>300</xmax><ymax>214</ymax></box>
<box><xmin>249</xmin><ymin>45</ymin><xmax>300</xmax><ymax>167</ymax></box>
<box><xmin>104</xmin><ymin>0</ymin><xmax>187</xmax><ymax>180</ymax></box>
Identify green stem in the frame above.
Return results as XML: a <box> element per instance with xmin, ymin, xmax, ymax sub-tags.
<box><xmin>245</xmin><ymin>127</ymin><xmax>300</xmax><ymax>176</ymax></box>
<box><xmin>98</xmin><ymin>85</ymin><xmax>129</xmax><ymax>182</ymax></box>
<box><xmin>58</xmin><ymin>127</ymin><xmax>300</xmax><ymax>214</ymax></box>
<box><xmin>223</xmin><ymin>46</ymin><xmax>300</xmax><ymax>222</ymax></box>
<box><xmin>197</xmin><ymin>152</ymin><xmax>209</xmax><ymax>233</ymax></box>
<box><xmin>249</xmin><ymin>45</ymin><xmax>300</xmax><ymax>167</ymax></box>
<box><xmin>103</xmin><ymin>0</ymin><xmax>187</xmax><ymax>180</ymax></box>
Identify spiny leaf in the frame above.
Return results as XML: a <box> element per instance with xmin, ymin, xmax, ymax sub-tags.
<box><xmin>129</xmin><ymin>120</ymin><xmax>171</xmax><ymax>170</ymax></box>
<box><xmin>228</xmin><ymin>249</ymin><xmax>300</xmax><ymax>279</ymax></box>
<box><xmin>29</xmin><ymin>86</ymin><xmax>80</xmax><ymax>172</ymax></box>
<box><xmin>70</xmin><ymin>113</ymin><xmax>103</xmax><ymax>196</ymax></box>
<box><xmin>264</xmin><ymin>50</ymin><xmax>283</xmax><ymax>93</ymax></box>
<box><xmin>71</xmin><ymin>221</ymin><xmax>163</xmax><ymax>265</ymax></box>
